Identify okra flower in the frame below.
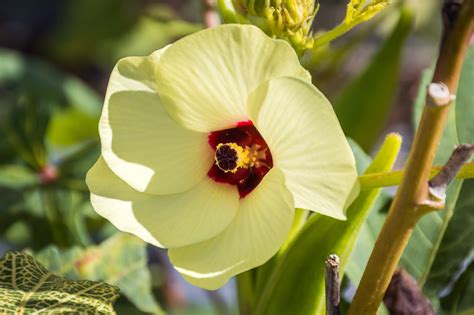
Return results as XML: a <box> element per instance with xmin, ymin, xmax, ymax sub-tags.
<box><xmin>86</xmin><ymin>25</ymin><xmax>358</xmax><ymax>289</ymax></box>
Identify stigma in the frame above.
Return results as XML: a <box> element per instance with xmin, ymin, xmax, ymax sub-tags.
<box><xmin>215</xmin><ymin>143</ymin><xmax>249</xmax><ymax>173</ymax></box>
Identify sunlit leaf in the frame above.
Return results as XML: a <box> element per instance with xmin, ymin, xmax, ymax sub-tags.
<box><xmin>35</xmin><ymin>234</ymin><xmax>164</xmax><ymax>314</ymax></box>
<box><xmin>0</xmin><ymin>251</ymin><xmax>119</xmax><ymax>314</ymax></box>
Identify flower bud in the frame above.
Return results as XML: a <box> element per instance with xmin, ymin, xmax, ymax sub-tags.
<box><xmin>219</xmin><ymin>0</ymin><xmax>317</xmax><ymax>53</ymax></box>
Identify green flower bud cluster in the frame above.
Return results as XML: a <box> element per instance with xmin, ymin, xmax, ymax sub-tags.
<box><xmin>219</xmin><ymin>0</ymin><xmax>318</xmax><ymax>53</ymax></box>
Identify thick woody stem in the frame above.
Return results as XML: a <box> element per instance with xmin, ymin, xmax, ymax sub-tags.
<box><xmin>325</xmin><ymin>255</ymin><xmax>340</xmax><ymax>315</ymax></box>
<box><xmin>348</xmin><ymin>1</ymin><xmax>474</xmax><ymax>314</ymax></box>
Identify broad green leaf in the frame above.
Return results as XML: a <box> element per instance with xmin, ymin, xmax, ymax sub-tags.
<box><xmin>0</xmin><ymin>251</ymin><xmax>119</xmax><ymax>314</ymax></box>
<box><xmin>402</xmin><ymin>46</ymin><xmax>474</xmax><ymax>290</ymax></box>
<box><xmin>334</xmin><ymin>7</ymin><xmax>412</xmax><ymax>151</ymax></box>
<box><xmin>0</xmin><ymin>165</ymin><xmax>38</xmax><ymax>189</ymax></box>
<box><xmin>439</xmin><ymin>256</ymin><xmax>474</xmax><ymax>315</ymax></box>
<box><xmin>35</xmin><ymin>234</ymin><xmax>163</xmax><ymax>314</ymax></box>
<box><xmin>426</xmin><ymin>179</ymin><xmax>474</xmax><ymax>313</ymax></box>
<box><xmin>256</xmin><ymin>134</ymin><xmax>402</xmax><ymax>315</ymax></box>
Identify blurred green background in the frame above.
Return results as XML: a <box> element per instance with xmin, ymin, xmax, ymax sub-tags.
<box><xmin>0</xmin><ymin>0</ymin><xmax>472</xmax><ymax>314</ymax></box>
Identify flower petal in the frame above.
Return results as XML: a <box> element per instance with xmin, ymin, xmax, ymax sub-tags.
<box><xmin>168</xmin><ymin>168</ymin><xmax>294</xmax><ymax>289</ymax></box>
<box><xmin>86</xmin><ymin>157</ymin><xmax>240</xmax><ymax>248</ymax></box>
<box><xmin>155</xmin><ymin>24</ymin><xmax>311</xmax><ymax>132</ymax></box>
<box><xmin>247</xmin><ymin>77</ymin><xmax>359</xmax><ymax>220</ymax></box>
<box><xmin>100</xmin><ymin>50</ymin><xmax>213</xmax><ymax>194</ymax></box>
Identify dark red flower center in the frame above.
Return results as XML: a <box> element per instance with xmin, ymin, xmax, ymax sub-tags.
<box><xmin>208</xmin><ymin>121</ymin><xmax>273</xmax><ymax>198</ymax></box>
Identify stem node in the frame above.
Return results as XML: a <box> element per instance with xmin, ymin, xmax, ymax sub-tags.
<box><xmin>427</xmin><ymin>82</ymin><xmax>455</xmax><ymax>107</ymax></box>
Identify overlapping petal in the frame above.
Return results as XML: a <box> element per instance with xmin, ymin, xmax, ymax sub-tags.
<box><xmin>89</xmin><ymin>23</ymin><xmax>361</xmax><ymax>291</ymax></box>
<box><xmin>86</xmin><ymin>157</ymin><xmax>240</xmax><ymax>248</ymax></box>
<box><xmin>247</xmin><ymin>76</ymin><xmax>359</xmax><ymax>219</ymax></box>
<box><xmin>100</xmin><ymin>50</ymin><xmax>213</xmax><ymax>195</ymax></box>
<box><xmin>155</xmin><ymin>24</ymin><xmax>311</xmax><ymax>133</ymax></box>
<box><xmin>168</xmin><ymin>168</ymin><xmax>294</xmax><ymax>289</ymax></box>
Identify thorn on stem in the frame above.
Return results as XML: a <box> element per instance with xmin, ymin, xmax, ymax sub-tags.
<box><xmin>325</xmin><ymin>254</ymin><xmax>340</xmax><ymax>315</ymax></box>
<box><xmin>428</xmin><ymin>144</ymin><xmax>474</xmax><ymax>201</ymax></box>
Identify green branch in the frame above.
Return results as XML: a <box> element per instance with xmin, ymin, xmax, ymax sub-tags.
<box><xmin>359</xmin><ymin>162</ymin><xmax>474</xmax><ymax>190</ymax></box>
<box><xmin>313</xmin><ymin>0</ymin><xmax>391</xmax><ymax>47</ymax></box>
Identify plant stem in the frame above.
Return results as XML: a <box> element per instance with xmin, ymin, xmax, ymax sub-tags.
<box><xmin>313</xmin><ymin>23</ymin><xmax>351</xmax><ymax>47</ymax></box>
<box><xmin>358</xmin><ymin>162</ymin><xmax>474</xmax><ymax>190</ymax></box>
<box><xmin>237</xmin><ymin>271</ymin><xmax>255</xmax><ymax>315</ymax></box>
<box><xmin>348</xmin><ymin>1</ymin><xmax>474</xmax><ymax>314</ymax></box>
<box><xmin>325</xmin><ymin>255</ymin><xmax>341</xmax><ymax>315</ymax></box>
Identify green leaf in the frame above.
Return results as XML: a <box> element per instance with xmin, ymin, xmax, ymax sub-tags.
<box><xmin>342</xmin><ymin>138</ymin><xmax>392</xmax><ymax>298</ymax></box>
<box><xmin>0</xmin><ymin>251</ymin><xmax>119</xmax><ymax>314</ymax></box>
<box><xmin>35</xmin><ymin>234</ymin><xmax>164</xmax><ymax>314</ymax></box>
<box><xmin>402</xmin><ymin>46</ymin><xmax>474</xmax><ymax>290</ymax></box>
<box><xmin>425</xmin><ymin>179</ymin><xmax>474</xmax><ymax>313</ymax></box>
<box><xmin>255</xmin><ymin>134</ymin><xmax>402</xmax><ymax>315</ymax></box>
<box><xmin>62</xmin><ymin>77</ymin><xmax>102</xmax><ymax>116</ymax></box>
<box><xmin>0</xmin><ymin>165</ymin><xmax>38</xmax><ymax>189</ymax></box>
<box><xmin>440</xmin><ymin>256</ymin><xmax>474</xmax><ymax>315</ymax></box>
<box><xmin>46</xmin><ymin>108</ymin><xmax>99</xmax><ymax>147</ymax></box>
<box><xmin>334</xmin><ymin>7</ymin><xmax>412</xmax><ymax>151</ymax></box>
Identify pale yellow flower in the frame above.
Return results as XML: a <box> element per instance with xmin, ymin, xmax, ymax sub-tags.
<box><xmin>86</xmin><ymin>25</ymin><xmax>358</xmax><ymax>289</ymax></box>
